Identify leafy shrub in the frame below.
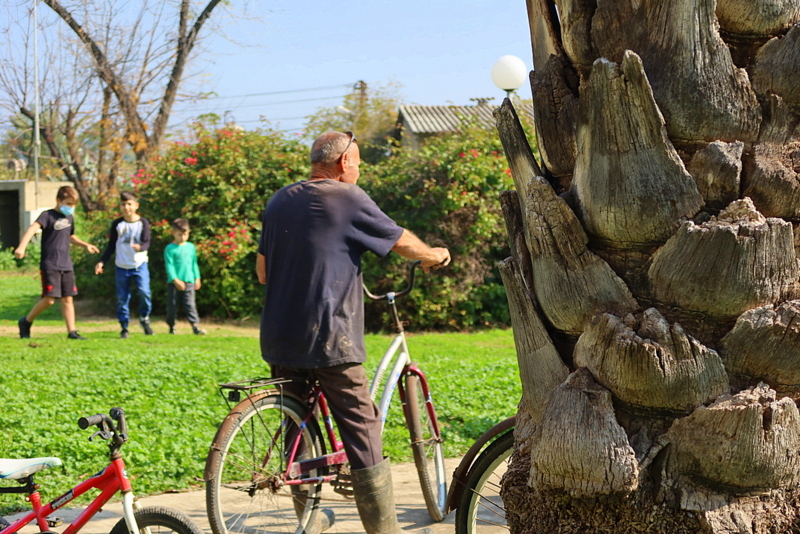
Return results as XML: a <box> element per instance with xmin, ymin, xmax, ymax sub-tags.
<box><xmin>361</xmin><ymin>123</ymin><xmax>518</xmax><ymax>330</ymax></box>
<box><xmin>77</xmin><ymin>126</ymin><xmax>311</xmax><ymax>319</ymax></box>
<box><xmin>0</xmin><ymin>244</ymin><xmax>39</xmax><ymax>272</ymax></box>
<box><xmin>73</xmin><ymin>117</ymin><xmax>537</xmax><ymax>331</ymax></box>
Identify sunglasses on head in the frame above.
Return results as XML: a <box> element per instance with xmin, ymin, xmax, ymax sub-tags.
<box><xmin>338</xmin><ymin>131</ymin><xmax>357</xmax><ymax>161</ymax></box>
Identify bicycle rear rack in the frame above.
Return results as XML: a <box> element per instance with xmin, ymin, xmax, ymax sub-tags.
<box><xmin>218</xmin><ymin>377</ymin><xmax>292</xmax><ymax>404</ymax></box>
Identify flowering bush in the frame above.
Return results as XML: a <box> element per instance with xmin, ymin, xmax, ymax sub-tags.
<box><xmin>73</xmin><ymin>118</ymin><xmax>538</xmax><ymax>331</ymax></box>
<box><xmin>137</xmin><ymin>126</ymin><xmax>310</xmax><ymax>317</ymax></box>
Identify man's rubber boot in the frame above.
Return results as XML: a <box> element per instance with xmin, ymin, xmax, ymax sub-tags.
<box><xmin>351</xmin><ymin>458</ymin><xmax>433</xmax><ymax>534</ymax></box>
<box><xmin>291</xmin><ymin>484</ymin><xmax>334</xmax><ymax>534</ymax></box>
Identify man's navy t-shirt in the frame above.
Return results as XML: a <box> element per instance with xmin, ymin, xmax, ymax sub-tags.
<box><xmin>258</xmin><ymin>180</ymin><xmax>403</xmax><ymax>369</ymax></box>
<box><xmin>36</xmin><ymin>209</ymin><xmax>75</xmax><ymax>271</ymax></box>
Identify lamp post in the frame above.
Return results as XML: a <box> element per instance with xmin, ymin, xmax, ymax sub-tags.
<box><xmin>491</xmin><ymin>55</ymin><xmax>528</xmax><ymax>98</ymax></box>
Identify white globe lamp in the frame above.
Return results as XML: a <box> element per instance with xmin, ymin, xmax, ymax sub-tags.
<box><xmin>491</xmin><ymin>55</ymin><xmax>528</xmax><ymax>97</ymax></box>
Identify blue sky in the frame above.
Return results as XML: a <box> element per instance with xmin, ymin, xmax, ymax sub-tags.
<box><xmin>169</xmin><ymin>0</ymin><xmax>534</xmax><ymax>133</ymax></box>
<box><xmin>1</xmin><ymin>1</ymin><xmax>534</xmax><ymax>136</ymax></box>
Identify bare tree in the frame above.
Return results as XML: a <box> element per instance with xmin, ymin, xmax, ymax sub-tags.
<box><xmin>496</xmin><ymin>0</ymin><xmax>800</xmax><ymax>531</ymax></box>
<box><xmin>0</xmin><ymin>0</ymin><xmax>228</xmax><ymax>211</ymax></box>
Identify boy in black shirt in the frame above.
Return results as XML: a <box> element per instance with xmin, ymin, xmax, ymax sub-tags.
<box><xmin>14</xmin><ymin>185</ymin><xmax>99</xmax><ymax>339</ymax></box>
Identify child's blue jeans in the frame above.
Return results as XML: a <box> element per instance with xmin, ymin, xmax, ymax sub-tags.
<box><xmin>115</xmin><ymin>263</ymin><xmax>152</xmax><ymax>328</ymax></box>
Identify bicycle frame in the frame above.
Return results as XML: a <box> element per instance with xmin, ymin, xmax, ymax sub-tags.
<box><xmin>280</xmin><ymin>361</ymin><xmax>442</xmax><ymax>485</ymax></box>
<box><xmin>0</xmin><ymin>457</ymin><xmax>140</xmax><ymax>534</ymax></box>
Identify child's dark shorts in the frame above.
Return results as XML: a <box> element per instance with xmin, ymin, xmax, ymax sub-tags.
<box><xmin>41</xmin><ymin>270</ymin><xmax>78</xmax><ymax>298</ymax></box>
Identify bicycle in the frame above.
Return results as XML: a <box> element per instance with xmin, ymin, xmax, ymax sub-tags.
<box><xmin>204</xmin><ymin>261</ymin><xmax>447</xmax><ymax>534</ymax></box>
<box><xmin>445</xmin><ymin>416</ymin><xmax>515</xmax><ymax>534</ymax></box>
<box><xmin>0</xmin><ymin>407</ymin><xmax>202</xmax><ymax>534</ymax></box>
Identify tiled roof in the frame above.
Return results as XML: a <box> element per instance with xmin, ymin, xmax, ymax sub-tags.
<box><xmin>397</xmin><ymin>102</ymin><xmax>533</xmax><ymax>135</ymax></box>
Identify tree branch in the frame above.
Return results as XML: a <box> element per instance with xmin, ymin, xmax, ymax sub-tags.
<box><xmin>41</xmin><ymin>0</ymin><xmax>149</xmax><ymax>158</ymax></box>
<box><xmin>149</xmin><ymin>0</ymin><xmax>223</xmax><ymax>152</ymax></box>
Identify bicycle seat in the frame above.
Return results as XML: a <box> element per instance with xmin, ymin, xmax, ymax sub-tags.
<box><xmin>0</xmin><ymin>457</ymin><xmax>62</xmax><ymax>480</ymax></box>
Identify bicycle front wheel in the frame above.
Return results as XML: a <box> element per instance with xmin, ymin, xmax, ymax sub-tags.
<box><xmin>405</xmin><ymin>372</ymin><xmax>447</xmax><ymax>522</ymax></box>
<box><xmin>205</xmin><ymin>393</ymin><xmax>326</xmax><ymax>534</ymax></box>
<box><xmin>110</xmin><ymin>506</ymin><xmax>204</xmax><ymax>534</ymax></box>
<box><xmin>455</xmin><ymin>429</ymin><xmax>514</xmax><ymax>534</ymax></box>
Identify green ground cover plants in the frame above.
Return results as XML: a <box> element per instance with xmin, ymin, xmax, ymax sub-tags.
<box><xmin>0</xmin><ymin>272</ymin><xmax>519</xmax><ymax>504</ymax></box>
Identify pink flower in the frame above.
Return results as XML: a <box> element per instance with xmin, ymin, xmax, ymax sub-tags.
<box><xmin>184</xmin><ymin>157</ymin><xmax>198</xmax><ymax>165</ymax></box>
<box><xmin>470</xmin><ymin>149</ymin><xmax>479</xmax><ymax>157</ymax></box>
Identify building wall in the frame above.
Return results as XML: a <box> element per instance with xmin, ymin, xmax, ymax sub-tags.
<box><xmin>0</xmin><ymin>180</ymin><xmax>74</xmax><ymax>249</ymax></box>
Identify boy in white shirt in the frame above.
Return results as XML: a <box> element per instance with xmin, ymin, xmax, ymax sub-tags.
<box><xmin>95</xmin><ymin>191</ymin><xmax>153</xmax><ymax>338</ymax></box>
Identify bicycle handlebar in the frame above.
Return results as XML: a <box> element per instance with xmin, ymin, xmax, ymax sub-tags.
<box><xmin>78</xmin><ymin>407</ymin><xmax>128</xmax><ymax>446</ymax></box>
<box><xmin>363</xmin><ymin>261</ymin><xmax>421</xmax><ymax>301</ymax></box>
<box><xmin>78</xmin><ymin>414</ymin><xmax>112</xmax><ymax>430</ymax></box>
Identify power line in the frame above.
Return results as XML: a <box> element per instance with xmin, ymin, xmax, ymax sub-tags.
<box><xmin>189</xmin><ymin>83</ymin><xmax>356</xmax><ymax>101</ymax></box>
<box><xmin>177</xmin><ymin>94</ymin><xmax>348</xmax><ymax>114</ymax></box>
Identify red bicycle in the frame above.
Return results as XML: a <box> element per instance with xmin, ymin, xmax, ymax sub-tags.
<box><xmin>0</xmin><ymin>407</ymin><xmax>202</xmax><ymax>534</ymax></box>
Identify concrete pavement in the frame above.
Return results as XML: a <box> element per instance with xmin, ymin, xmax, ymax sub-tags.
<box><xmin>7</xmin><ymin>459</ymin><xmax>460</xmax><ymax>534</ymax></box>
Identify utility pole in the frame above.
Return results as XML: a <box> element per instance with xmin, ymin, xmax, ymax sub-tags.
<box><xmin>356</xmin><ymin>80</ymin><xmax>367</xmax><ymax>120</ymax></box>
<box><xmin>33</xmin><ymin>0</ymin><xmax>41</xmax><ymax>207</ymax></box>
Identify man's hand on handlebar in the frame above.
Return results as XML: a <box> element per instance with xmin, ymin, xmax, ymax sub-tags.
<box><xmin>421</xmin><ymin>248</ymin><xmax>451</xmax><ymax>273</ymax></box>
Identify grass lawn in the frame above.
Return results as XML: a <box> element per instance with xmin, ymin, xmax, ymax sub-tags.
<box><xmin>0</xmin><ymin>270</ymin><xmax>520</xmax><ymax>504</ymax></box>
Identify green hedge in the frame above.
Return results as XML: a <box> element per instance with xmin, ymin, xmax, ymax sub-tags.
<box><xmin>73</xmin><ymin>122</ymin><xmax>532</xmax><ymax>330</ymax></box>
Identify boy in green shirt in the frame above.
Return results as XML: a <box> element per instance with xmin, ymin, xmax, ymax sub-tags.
<box><xmin>164</xmin><ymin>218</ymin><xmax>206</xmax><ymax>335</ymax></box>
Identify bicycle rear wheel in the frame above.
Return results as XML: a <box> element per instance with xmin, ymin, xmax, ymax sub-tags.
<box><xmin>205</xmin><ymin>393</ymin><xmax>326</xmax><ymax>534</ymax></box>
<box><xmin>405</xmin><ymin>372</ymin><xmax>447</xmax><ymax>522</ymax></box>
<box><xmin>454</xmin><ymin>429</ymin><xmax>514</xmax><ymax>534</ymax></box>
<box><xmin>110</xmin><ymin>506</ymin><xmax>203</xmax><ymax>534</ymax></box>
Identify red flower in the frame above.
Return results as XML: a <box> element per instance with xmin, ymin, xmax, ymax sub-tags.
<box><xmin>459</xmin><ymin>152</ymin><xmax>466</xmax><ymax>158</ymax></box>
<box><xmin>184</xmin><ymin>157</ymin><xmax>198</xmax><ymax>165</ymax></box>
<box><xmin>470</xmin><ymin>149</ymin><xmax>479</xmax><ymax>157</ymax></box>
<box><xmin>504</xmin><ymin>168</ymin><xmax>513</xmax><ymax>176</ymax></box>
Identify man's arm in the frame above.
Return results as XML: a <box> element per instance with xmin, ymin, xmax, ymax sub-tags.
<box><xmin>256</xmin><ymin>253</ymin><xmax>267</xmax><ymax>284</ymax></box>
<box><xmin>13</xmin><ymin>222</ymin><xmax>42</xmax><ymax>259</ymax></box>
<box><xmin>391</xmin><ymin>229</ymin><xmax>450</xmax><ymax>273</ymax></box>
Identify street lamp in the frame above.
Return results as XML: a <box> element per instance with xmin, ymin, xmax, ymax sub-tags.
<box><xmin>491</xmin><ymin>55</ymin><xmax>528</xmax><ymax>98</ymax></box>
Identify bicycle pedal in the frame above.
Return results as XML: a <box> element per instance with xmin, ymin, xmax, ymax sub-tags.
<box><xmin>333</xmin><ymin>467</ymin><xmax>354</xmax><ymax>499</ymax></box>
<box><xmin>47</xmin><ymin>518</ymin><xmax>63</xmax><ymax>527</ymax></box>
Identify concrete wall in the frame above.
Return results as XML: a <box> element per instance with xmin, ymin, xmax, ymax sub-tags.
<box><xmin>0</xmin><ymin>180</ymin><xmax>74</xmax><ymax>249</ymax></box>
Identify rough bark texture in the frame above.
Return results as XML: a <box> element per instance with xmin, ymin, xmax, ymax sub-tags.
<box><xmin>591</xmin><ymin>0</ymin><xmax>763</xmax><ymax>144</ymax></box>
<box><xmin>499</xmin><ymin>0</ymin><xmax>800</xmax><ymax>531</ymax></box>
<box><xmin>573</xmin><ymin>309</ymin><xmax>729</xmax><ymax>414</ymax></box>
<box><xmin>687</xmin><ymin>141</ymin><xmax>744</xmax><ymax>211</ymax></box>
<box><xmin>529</xmin><ymin>55</ymin><xmax>579</xmax><ymax>189</ymax></box>
<box><xmin>499</xmin><ymin>257</ymin><xmax>570</xmax><ymax>422</ymax></box>
<box><xmin>666</xmin><ymin>384</ymin><xmax>800</xmax><ymax>492</ymax></box>
<box><xmin>647</xmin><ymin>198</ymin><xmax>798</xmax><ymax>319</ymax></box>
<box><xmin>573</xmin><ymin>52</ymin><xmax>704</xmax><ymax>248</ymax></box>
<box><xmin>522</xmin><ymin>174</ymin><xmax>639</xmax><ymax>336</ymax></box>
<box><xmin>721</xmin><ymin>301</ymin><xmax>800</xmax><ymax>398</ymax></box>
<box><xmin>717</xmin><ymin>1</ymin><xmax>800</xmax><ymax>37</ymax></box>
<box><xmin>529</xmin><ymin>368</ymin><xmax>640</xmax><ymax>497</ymax></box>
<box><xmin>743</xmin><ymin>142</ymin><xmax>800</xmax><ymax>218</ymax></box>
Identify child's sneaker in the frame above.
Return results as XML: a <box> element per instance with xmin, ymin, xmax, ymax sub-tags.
<box><xmin>18</xmin><ymin>317</ymin><xmax>31</xmax><ymax>339</ymax></box>
<box><xmin>140</xmin><ymin>317</ymin><xmax>154</xmax><ymax>336</ymax></box>
<box><xmin>192</xmin><ymin>326</ymin><xmax>207</xmax><ymax>335</ymax></box>
<box><xmin>120</xmin><ymin>328</ymin><xmax>129</xmax><ymax>339</ymax></box>
<box><xmin>67</xmin><ymin>331</ymin><xmax>87</xmax><ymax>340</ymax></box>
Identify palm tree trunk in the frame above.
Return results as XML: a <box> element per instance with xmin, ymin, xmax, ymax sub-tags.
<box><xmin>498</xmin><ymin>0</ymin><xmax>800</xmax><ymax>531</ymax></box>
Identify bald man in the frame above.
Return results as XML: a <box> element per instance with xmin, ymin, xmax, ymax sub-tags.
<box><xmin>257</xmin><ymin>131</ymin><xmax>448</xmax><ymax>533</ymax></box>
